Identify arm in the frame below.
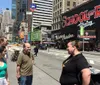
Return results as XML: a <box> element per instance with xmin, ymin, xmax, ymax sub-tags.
<box><xmin>81</xmin><ymin>68</ymin><xmax>91</xmax><ymax>85</ymax></box>
<box><xmin>6</xmin><ymin>69</ymin><xmax>10</xmax><ymax>85</ymax></box>
<box><xmin>4</xmin><ymin>58</ymin><xmax>10</xmax><ymax>84</ymax></box>
<box><xmin>16</xmin><ymin>65</ymin><xmax>21</xmax><ymax>78</ymax></box>
<box><xmin>16</xmin><ymin>53</ymin><xmax>22</xmax><ymax>78</ymax></box>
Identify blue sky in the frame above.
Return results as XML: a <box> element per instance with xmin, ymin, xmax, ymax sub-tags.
<box><xmin>0</xmin><ymin>0</ymin><xmax>12</xmax><ymax>12</ymax></box>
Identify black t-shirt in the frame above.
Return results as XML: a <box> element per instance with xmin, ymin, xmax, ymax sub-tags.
<box><xmin>60</xmin><ymin>53</ymin><xmax>89</xmax><ymax>85</ymax></box>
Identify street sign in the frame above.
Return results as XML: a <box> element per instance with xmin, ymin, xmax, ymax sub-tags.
<box><xmin>30</xmin><ymin>3</ymin><xmax>37</xmax><ymax>12</ymax></box>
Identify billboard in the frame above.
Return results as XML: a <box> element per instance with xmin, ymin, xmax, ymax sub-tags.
<box><xmin>60</xmin><ymin>0</ymin><xmax>100</xmax><ymax>40</ymax></box>
<box><xmin>31</xmin><ymin>30</ymin><xmax>41</xmax><ymax>41</ymax></box>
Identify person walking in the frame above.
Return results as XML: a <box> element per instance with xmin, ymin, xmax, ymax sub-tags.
<box><xmin>0</xmin><ymin>46</ymin><xmax>9</xmax><ymax>85</ymax></box>
<box><xmin>16</xmin><ymin>43</ymin><xmax>34</xmax><ymax>85</ymax></box>
<box><xmin>34</xmin><ymin>46</ymin><xmax>38</xmax><ymax>56</ymax></box>
<box><xmin>60</xmin><ymin>40</ymin><xmax>91</xmax><ymax>85</ymax></box>
<box><xmin>0</xmin><ymin>37</ymin><xmax>8</xmax><ymax>60</ymax></box>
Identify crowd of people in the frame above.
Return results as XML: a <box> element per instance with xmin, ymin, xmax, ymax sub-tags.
<box><xmin>0</xmin><ymin>36</ymin><xmax>99</xmax><ymax>85</ymax></box>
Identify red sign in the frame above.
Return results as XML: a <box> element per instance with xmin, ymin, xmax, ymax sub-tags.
<box><xmin>63</xmin><ymin>5</ymin><xmax>100</xmax><ymax>28</ymax></box>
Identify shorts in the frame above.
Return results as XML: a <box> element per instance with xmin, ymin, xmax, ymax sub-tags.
<box><xmin>0</xmin><ymin>77</ymin><xmax>8</xmax><ymax>85</ymax></box>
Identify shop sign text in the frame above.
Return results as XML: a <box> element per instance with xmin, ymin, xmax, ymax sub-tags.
<box><xmin>63</xmin><ymin>5</ymin><xmax>100</xmax><ymax>28</ymax></box>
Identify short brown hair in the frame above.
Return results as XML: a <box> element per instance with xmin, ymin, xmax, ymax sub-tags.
<box><xmin>23</xmin><ymin>43</ymin><xmax>26</xmax><ymax>48</ymax></box>
<box><xmin>70</xmin><ymin>40</ymin><xmax>80</xmax><ymax>50</ymax></box>
<box><xmin>0</xmin><ymin>38</ymin><xmax>4</xmax><ymax>44</ymax></box>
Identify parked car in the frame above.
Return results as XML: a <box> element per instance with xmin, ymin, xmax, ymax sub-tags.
<box><xmin>39</xmin><ymin>44</ymin><xmax>47</xmax><ymax>50</ymax></box>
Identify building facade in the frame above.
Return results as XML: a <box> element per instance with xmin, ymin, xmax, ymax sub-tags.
<box><xmin>1</xmin><ymin>8</ymin><xmax>11</xmax><ymax>36</ymax></box>
<box><xmin>78</xmin><ymin>0</ymin><xmax>89</xmax><ymax>5</ymax></box>
<box><xmin>30</xmin><ymin>0</ymin><xmax>53</xmax><ymax>42</ymax></box>
<box><xmin>13</xmin><ymin>0</ymin><xmax>28</xmax><ymax>42</ymax></box>
<box><xmin>0</xmin><ymin>9</ymin><xmax>13</xmax><ymax>40</ymax></box>
<box><xmin>52</xmin><ymin>0</ymin><xmax>62</xmax><ymax>31</ymax></box>
<box><xmin>52</xmin><ymin>0</ymin><xmax>100</xmax><ymax>50</ymax></box>
<box><xmin>52</xmin><ymin>0</ymin><xmax>89</xmax><ymax>33</ymax></box>
<box><xmin>12</xmin><ymin>0</ymin><xmax>16</xmax><ymax>19</ymax></box>
<box><xmin>0</xmin><ymin>14</ymin><xmax>3</xmax><ymax>36</ymax></box>
<box><xmin>2</xmin><ymin>8</ymin><xmax>11</xmax><ymax>25</ymax></box>
<box><xmin>32</xmin><ymin>0</ymin><xmax>52</xmax><ymax>28</ymax></box>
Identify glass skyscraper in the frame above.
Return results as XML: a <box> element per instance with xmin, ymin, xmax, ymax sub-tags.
<box><xmin>12</xmin><ymin>0</ymin><xmax>16</xmax><ymax>19</ymax></box>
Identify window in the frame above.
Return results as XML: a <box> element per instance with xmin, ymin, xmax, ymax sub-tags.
<box><xmin>54</xmin><ymin>1</ymin><xmax>55</xmax><ymax>5</ymax></box>
<box><xmin>67</xmin><ymin>8</ymin><xmax>70</xmax><ymax>11</ymax></box>
<box><xmin>53</xmin><ymin>7</ymin><xmax>55</xmax><ymax>11</ymax></box>
<box><xmin>73</xmin><ymin>2</ymin><xmax>76</xmax><ymax>7</ymax></box>
<box><xmin>60</xmin><ymin>2</ymin><xmax>62</xmax><ymax>7</ymax></box>
<box><xmin>60</xmin><ymin>9</ymin><xmax>62</xmax><ymax>14</ymax></box>
<box><xmin>56</xmin><ymin>0</ymin><xmax>57</xmax><ymax>3</ymax></box>
<box><xmin>58</xmin><ymin>4</ymin><xmax>59</xmax><ymax>9</ymax></box>
<box><xmin>57</xmin><ymin>11</ymin><xmax>59</xmax><ymax>15</ymax></box>
<box><xmin>67</xmin><ymin>1</ymin><xmax>70</xmax><ymax>6</ymax></box>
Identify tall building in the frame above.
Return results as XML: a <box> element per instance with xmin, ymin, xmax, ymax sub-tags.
<box><xmin>31</xmin><ymin>0</ymin><xmax>53</xmax><ymax>42</ymax></box>
<box><xmin>1</xmin><ymin>8</ymin><xmax>13</xmax><ymax>40</ymax></box>
<box><xmin>32</xmin><ymin>0</ymin><xmax>53</xmax><ymax>28</ymax></box>
<box><xmin>16</xmin><ymin>0</ymin><xmax>27</xmax><ymax>23</ymax></box>
<box><xmin>1</xmin><ymin>8</ymin><xmax>11</xmax><ymax>35</ymax></box>
<box><xmin>62</xmin><ymin>0</ymin><xmax>78</xmax><ymax>13</ymax></box>
<box><xmin>13</xmin><ymin>0</ymin><xmax>27</xmax><ymax>39</ymax></box>
<box><xmin>0</xmin><ymin>14</ymin><xmax>2</xmax><ymax>29</ymax></box>
<box><xmin>2</xmin><ymin>8</ymin><xmax>11</xmax><ymax>25</ymax></box>
<box><xmin>12</xmin><ymin>0</ymin><xmax>16</xmax><ymax>19</ymax></box>
<box><xmin>52</xmin><ymin>0</ymin><xmax>62</xmax><ymax>31</ymax></box>
<box><xmin>0</xmin><ymin>14</ymin><xmax>3</xmax><ymax>36</ymax></box>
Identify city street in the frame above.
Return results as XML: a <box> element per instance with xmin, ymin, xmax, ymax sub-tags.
<box><xmin>7</xmin><ymin>46</ymin><xmax>100</xmax><ymax>85</ymax></box>
<box><xmin>1</xmin><ymin>0</ymin><xmax>100</xmax><ymax>85</ymax></box>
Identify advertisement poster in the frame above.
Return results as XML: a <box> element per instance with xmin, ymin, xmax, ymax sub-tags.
<box><xmin>31</xmin><ymin>30</ymin><xmax>41</xmax><ymax>41</ymax></box>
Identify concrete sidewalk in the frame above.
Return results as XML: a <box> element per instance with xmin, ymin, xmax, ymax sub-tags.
<box><xmin>33</xmin><ymin>65</ymin><xmax>60</xmax><ymax>85</ymax></box>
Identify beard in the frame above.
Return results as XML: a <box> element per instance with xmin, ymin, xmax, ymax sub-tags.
<box><xmin>68</xmin><ymin>49</ymin><xmax>75</xmax><ymax>55</ymax></box>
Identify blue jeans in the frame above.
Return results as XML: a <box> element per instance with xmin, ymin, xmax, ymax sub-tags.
<box><xmin>19</xmin><ymin>75</ymin><xmax>33</xmax><ymax>85</ymax></box>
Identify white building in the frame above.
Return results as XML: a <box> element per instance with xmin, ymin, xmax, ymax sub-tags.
<box><xmin>1</xmin><ymin>8</ymin><xmax>13</xmax><ymax>41</ymax></box>
<box><xmin>0</xmin><ymin>14</ymin><xmax>3</xmax><ymax>36</ymax></box>
<box><xmin>32</xmin><ymin>0</ymin><xmax>53</xmax><ymax>42</ymax></box>
<box><xmin>32</xmin><ymin>0</ymin><xmax>53</xmax><ymax>28</ymax></box>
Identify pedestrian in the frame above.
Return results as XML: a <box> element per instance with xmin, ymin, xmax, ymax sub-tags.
<box><xmin>60</xmin><ymin>40</ymin><xmax>91</xmax><ymax>85</ymax></box>
<box><xmin>0</xmin><ymin>37</ymin><xmax>8</xmax><ymax>46</ymax></box>
<box><xmin>34</xmin><ymin>46</ymin><xmax>38</xmax><ymax>56</ymax></box>
<box><xmin>0</xmin><ymin>46</ymin><xmax>9</xmax><ymax>85</ymax></box>
<box><xmin>0</xmin><ymin>37</ymin><xmax>8</xmax><ymax>60</ymax></box>
<box><xmin>16</xmin><ymin>43</ymin><xmax>34</xmax><ymax>85</ymax></box>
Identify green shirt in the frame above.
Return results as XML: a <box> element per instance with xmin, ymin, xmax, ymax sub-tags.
<box><xmin>0</xmin><ymin>59</ymin><xmax>7</xmax><ymax>78</ymax></box>
<box><xmin>17</xmin><ymin>52</ymin><xmax>34</xmax><ymax>76</ymax></box>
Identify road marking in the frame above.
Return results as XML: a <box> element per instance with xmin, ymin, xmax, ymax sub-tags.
<box><xmin>89</xmin><ymin>60</ymin><xmax>94</xmax><ymax>64</ymax></box>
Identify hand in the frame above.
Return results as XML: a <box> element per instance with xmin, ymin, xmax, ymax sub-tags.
<box><xmin>7</xmin><ymin>80</ymin><xmax>10</xmax><ymax>85</ymax></box>
<box><xmin>16</xmin><ymin>73</ymin><xmax>20</xmax><ymax>79</ymax></box>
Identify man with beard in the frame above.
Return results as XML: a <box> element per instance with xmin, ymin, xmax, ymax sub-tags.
<box><xmin>60</xmin><ymin>40</ymin><xmax>91</xmax><ymax>85</ymax></box>
<box><xmin>16</xmin><ymin>43</ymin><xmax>34</xmax><ymax>85</ymax></box>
